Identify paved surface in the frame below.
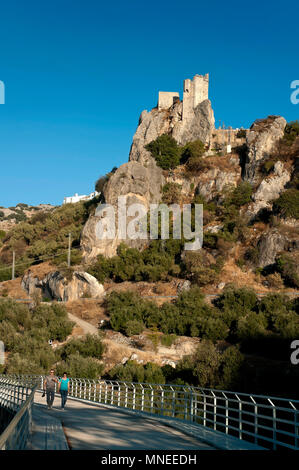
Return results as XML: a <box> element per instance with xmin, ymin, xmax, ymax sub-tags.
<box><xmin>33</xmin><ymin>391</ymin><xmax>214</xmax><ymax>450</ymax></box>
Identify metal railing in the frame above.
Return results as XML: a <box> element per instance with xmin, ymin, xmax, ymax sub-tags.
<box><xmin>4</xmin><ymin>374</ymin><xmax>299</xmax><ymax>450</ymax></box>
<box><xmin>0</xmin><ymin>376</ymin><xmax>38</xmax><ymax>450</ymax></box>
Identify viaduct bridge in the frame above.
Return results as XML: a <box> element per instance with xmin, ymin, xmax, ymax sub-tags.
<box><xmin>0</xmin><ymin>375</ymin><xmax>298</xmax><ymax>451</ymax></box>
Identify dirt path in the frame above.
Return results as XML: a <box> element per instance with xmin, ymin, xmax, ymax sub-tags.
<box><xmin>67</xmin><ymin>312</ymin><xmax>99</xmax><ymax>335</ymax></box>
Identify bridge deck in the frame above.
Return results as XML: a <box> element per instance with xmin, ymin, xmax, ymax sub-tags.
<box><xmin>31</xmin><ymin>391</ymin><xmax>214</xmax><ymax>450</ymax></box>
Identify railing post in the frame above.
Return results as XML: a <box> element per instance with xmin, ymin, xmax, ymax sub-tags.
<box><xmin>223</xmin><ymin>392</ymin><xmax>228</xmax><ymax>434</ymax></box>
<box><xmin>211</xmin><ymin>391</ymin><xmax>217</xmax><ymax>431</ymax></box>
<box><xmin>141</xmin><ymin>385</ymin><xmax>144</xmax><ymax>412</ymax></box>
<box><xmin>250</xmin><ymin>396</ymin><xmax>258</xmax><ymax>445</ymax></box>
<box><xmin>132</xmin><ymin>385</ymin><xmax>136</xmax><ymax>410</ymax></box>
<box><xmin>295</xmin><ymin>409</ymin><xmax>299</xmax><ymax>449</ymax></box>
<box><xmin>203</xmin><ymin>391</ymin><xmax>207</xmax><ymax>427</ymax></box>
<box><xmin>268</xmin><ymin>399</ymin><xmax>277</xmax><ymax>450</ymax></box>
<box><xmin>236</xmin><ymin>394</ymin><xmax>242</xmax><ymax>440</ymax></box>
<box><xmin>171</xmin><ymin>387</ymin><xmax>175</xmax><ymax>418</ymax></box>
<box><xmin>104</xmin><ymin>382</ymin><xmax>108</xmax><ymax>404</ymax></box>
<box><xmin>290</xmin><ymin>403</ymin><xmax>298</xmax><ymax>449</ymax></box>
<box><xmin>117</xmin><ymin>382</ymin><xmax>121</xmax><ymax>407</ymax></box>
<box><xmin>150</xmin><ymin>386</ymin><xmax>154</xmax><ymax>414</ymax></box>
<box><xmin>111</xmin><ymin>383</ymin><xmax>114</xmax><ymax>405</ymax></box>
<box><xmin>160</xmin><ymin>386</ymin><xmax>164</xmax><ymax>416</ymax></box>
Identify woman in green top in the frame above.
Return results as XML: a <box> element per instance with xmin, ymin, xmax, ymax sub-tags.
<box><xmin>58</xmin><ymin>372</ymin><xmax>70</xmax><ymax>409</ymax></box>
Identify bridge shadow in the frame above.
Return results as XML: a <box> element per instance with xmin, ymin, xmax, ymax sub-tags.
<box><xmin>34</xmin><ymin>393</ymin><xmax>212</xmax><ymax>450</ymax></box>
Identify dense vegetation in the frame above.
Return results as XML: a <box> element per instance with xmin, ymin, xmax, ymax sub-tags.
<box><xmin>145</xmin><ymin>135</ymin><xmax>206</xmax><ymax>171</ymax></box>
<box><xmin>88</xmin><ymin>241</ymin><xmax>183</xmax><ymax>283</ymax></box>
<box><xmin>103</xmin><ymin>287</ymin><xmax>299</xmax><ymax>396</ymax></box>
<box><xmin>0</xmin><ymin>201</ymin><xmax>95</xmax><ymax>281</ymax></box>
<box><xmin>105</xmin><ymin>287</ymin><xmax>299</xmax><ymax>351</ymax></box>
<box><xmin>0</xmin><ymin>298</ymin><xmax>104</xmax><ymax>378</ymax></box>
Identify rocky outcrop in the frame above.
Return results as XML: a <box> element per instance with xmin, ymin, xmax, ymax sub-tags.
<box><xmin>247</xmin><ymin>161</ymin><xmax>291</xmax><ymax>218</ymax></box>
<box><xmin>172</xmin><ymin>99</ymin><xmax>215</xmax><ymax>146</ymax></box>
<box><xmin>81</xmin><ymin>160</ymin><xmax>164</xmax><ymax>261</ymax></box>
<box><xmin>22</xmin><ymin>270</ymin><xmax>105</xmax><ymax>301</ymax></box>
<box><xmin>257</xmin><ymin>229</ymin><xmax>287</xmax><ymax>267</ymax></box>
<box><xmin>165</xmin><ymin>155</ymin><xmax>241</xmax><ymax>201</ymax></box>
<box><xmin>129</xmin><ymin>99</ymin><xmax>215</xmax><ymax>165</ymax></box>
<box><xmin>244</xmin><ymin>116</ymin><xmax>286</xmax><ymax>183</ymax></box>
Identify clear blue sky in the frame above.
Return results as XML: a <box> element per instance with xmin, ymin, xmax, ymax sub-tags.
<box><xmin>0</xmin><ymin>0</ymin><xmax>298</xmax><ymax>207</ymax></box>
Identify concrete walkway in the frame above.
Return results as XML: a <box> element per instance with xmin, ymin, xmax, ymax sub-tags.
<box><xmin>33</xmin><ymin>391</ymin><xmax>214</xmax><ymax>450</ymax></box>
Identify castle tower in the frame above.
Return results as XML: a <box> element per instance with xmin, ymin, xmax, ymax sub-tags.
<box><xmin>183</xmin><ymin>74</ymin><xmax>209</xmax><ymax>122</ymax></box>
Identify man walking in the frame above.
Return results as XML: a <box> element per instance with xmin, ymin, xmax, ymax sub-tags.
<box><xmin>43</xmin><ymin>369</ymin><xmax>59</xmax><ymax>410</ymax></box>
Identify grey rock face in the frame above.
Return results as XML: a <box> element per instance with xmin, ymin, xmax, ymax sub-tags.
<box><xmin>257</xmin><ymin>230</ymin><xmax>286</xmax><ymax>267</ymax></box>
<box><xmin>244</xmin><ymin>115</ymin><xmax>286</xmax><ymax>183</ymax></box>
<box><xmin>129</xmin><ymin>99</ymin><xmax>215</xmax><ymax>165</ymax></box>
<box><xmin>129</xmin><ymin>109</ymin><xmax>170</xmax><ymax>166</ymax></box>
<box><xmin>172</xmin><ymin>99</ymin><xmax>215</xmax><ymax>146</ymax></box>
<box><xmin>81</xmin><ymin>160</ymin><xmax>165</xmax><ymax>261</ymax></box>
<box><xmin>247</xmin><ymin>161</ymin><xmax>291</xmax><ymax>219</ymax></box>
<box><xmin>22</xmin><ymin>270</ymin><xmax>105</xmax><ymax>301</ymax></box>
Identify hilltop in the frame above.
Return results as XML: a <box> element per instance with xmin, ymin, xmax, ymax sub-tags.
<box><xmin>0</xmin><ymin>203</ymin><xmax>55</xmax><ymax>231</ymax></box>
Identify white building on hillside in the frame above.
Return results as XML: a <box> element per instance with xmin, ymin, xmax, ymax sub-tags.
<box><xmin>63</xmin><ymin>191</ymin><xmax>100</xmax><ymax>205</ymax></box>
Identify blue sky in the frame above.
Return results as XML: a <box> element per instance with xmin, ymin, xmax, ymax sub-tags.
<box><xmin>0</xmin><ymin>0</ymin><xmax>298</xmax><ymax>207</ymax></box>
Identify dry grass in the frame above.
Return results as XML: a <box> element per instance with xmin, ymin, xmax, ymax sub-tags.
<box><xmin>0</xmin><ymin>277</ymin><xmax>27</xmax><ymax>299</ymax></box>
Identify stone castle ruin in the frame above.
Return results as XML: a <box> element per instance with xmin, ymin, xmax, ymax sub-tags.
<box><xmin>158</xmin><ymin>74</ymin><xmax>209</xmax><ymax>124</ymax></box>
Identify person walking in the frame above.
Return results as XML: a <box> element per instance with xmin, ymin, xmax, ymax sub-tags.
<box><xmin>43</xmin><ymin>369</ymin><xmax>59</xmax><ymax>410</ymax></box>
<box><xmin>58</xmin><ymin>372</ymin><xmax>70</xmax><ymax>410</ymax></box>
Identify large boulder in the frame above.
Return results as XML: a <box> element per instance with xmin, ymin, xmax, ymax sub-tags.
<box><xmin>81</xmin><ymin>160</ymin><xmax>164</xmax><ymax>261</ymax></box>
<box><xmin>21</xmin><ymin>270</ymin><xmax>105</xmax><ymax>301</ymax></box>
<box><xmin>244</xmin><ymin>116</ymin><xmax>286</xmax><ymax>183</ymax></box>
<box><xmin>257</xmin><ymin>229</ymin><xmax>287</xmax><ymax>268</ymax></box>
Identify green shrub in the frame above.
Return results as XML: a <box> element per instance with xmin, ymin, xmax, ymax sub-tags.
<box><xmin>273</xmin><ymin>188</ymin><xmax>299</xmax><ymax>219</ymax></box>
<box><xmin>160</xmin><ymin>334</ymin><xmax>177</xmax><ymax>347</ymax></box>
<box><xmin>56</xmin><ymin>354</ymin><xmax>103</xmax><ymax>379</ymax></box>
<box><xmin>283</xmin><ymin>121</ymin><xmax>299</xmax><ymax>145</ymax></box>
<box><xmin>145</xmin><ymin>134</ymin><xmax>181</xmax><ymax>170</ymax></box>
<box><xmin>233</xmin><ymin>312</ymin><xmax>268</xmax><ymax>342</ymax></box>
<box><xmin>185</xmin><ymin>156</ymin><xmax>206</xmax><ymax>174</ymax></box>
<box><xmin>59</xmin><ymin>334</ymin><xmax>104</xmax><ymax>361</ymax></box>
<box><xmin>224</xmin><ymin>182</ymin><xmax>253</xmax><ymax>208</ymax></box>
<box><xmin>176</xmin><ymin>340</ymin><xmax>243</xmax><ymax>389</ymax></box>
<box><xmin>161</xmin><ymin>183</ymin><xmax>182</xmax><ymax>204</ymax></box>
<box><xmin>180</xmin><ymin>140</ymin><xmax>205</xmax><ymax>164</ymax></box>
<box><xmin>125</xmin><ymin>320</ymin><xmax>145</xmax><ymax>336</ymax></box>
<box><xmin>108</xmin><ymin>360</ymin><xmax>165</xmax><ymax>384</ymax></box>
<box><xmin>88</xmin><ymin>240</ymin><xmax>182</xmax><ymax>284</ymax></box>
<box><xmin>261</xmin><ymin>159</ymin><xmax>276</xmax><ymax>174</ymax></box>
<box><xmin>236</xmin><ymin>129</ymin><xmax>246</xmax><ymax>139</ymax></box>
<box><xmin>214</xmin><ymin>286</ymin><xmax>258</xmax><ymax>327</ymax></box>
<box><xmin>275</xmin><ymin>254</ymin><xmax>299</xmax><ymax>288</ymax></box>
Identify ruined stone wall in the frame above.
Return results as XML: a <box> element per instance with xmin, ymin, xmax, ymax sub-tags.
<box><xmin>158</xmin><ymin>91</ymin><xmax>180</xmax><ymax>110</ymax></box>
